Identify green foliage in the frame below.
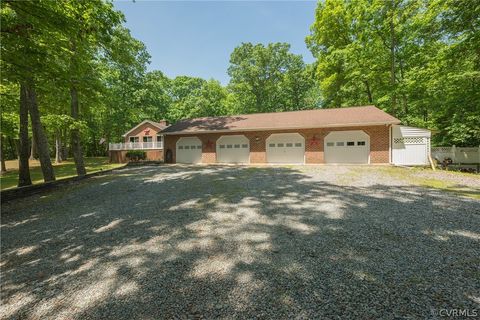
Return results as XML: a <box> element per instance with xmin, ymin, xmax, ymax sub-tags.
<box><xmin>307</xmin><ymin>0</ymin><xmax>480</xmax><ymax>146</ymax></box>
<box><xmin>126</xmin><ymin>150</ymin><xmax>146</xmax><ymax>161</ymax></box>
<box><xmin>227</xmin><ymin>42</ymin><xmax>317</xmax><ymax>113</ymax></box>
<box><xmin>167</xmin><ymin>78</ymin><xmax>229</xmax><ymax>121</ymax></box>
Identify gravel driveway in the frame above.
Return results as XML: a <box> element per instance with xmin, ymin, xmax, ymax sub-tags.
<box><xmin>1</xmin><ymin>165</ymin><xmax>479</xmax><ymax>319</ymax></box>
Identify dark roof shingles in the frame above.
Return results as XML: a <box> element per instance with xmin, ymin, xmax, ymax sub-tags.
<box><xmin>162</xmin><ymin>106</ymin><xmax>400</xmax><ymax>134</ymax></box>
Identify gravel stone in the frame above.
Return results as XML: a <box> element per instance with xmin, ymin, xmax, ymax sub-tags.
<box><xmin>1</xmin><ymin>165</ymin><xmax>479</xmax><ymax>319</ymax></box>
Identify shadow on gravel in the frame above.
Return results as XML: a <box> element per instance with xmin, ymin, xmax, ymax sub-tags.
<box><xmin>1</xmin><ymin>165</ymin><xmax>479</xmax><ymax>319</ymax></box>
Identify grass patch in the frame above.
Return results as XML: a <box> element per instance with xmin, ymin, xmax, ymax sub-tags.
<box><xmin>418</xmin><ymin>178</ymin><xmax>480</xmax><ymax>199</ymax></box>
<box><xmin>0</xmin><ymin>157</ymin><xmax>124</xmax><ymax>190</ymax></box>
<box><xmin>380</xmin><ymin>166</ymin><xmax>480</xmax><ymax>200</ymax></box>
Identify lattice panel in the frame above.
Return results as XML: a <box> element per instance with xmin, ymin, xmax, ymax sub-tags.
<box><xmin>394</xmin><ymin>137</ymin><xmax>424</xmax><ymax>144</ymax></box>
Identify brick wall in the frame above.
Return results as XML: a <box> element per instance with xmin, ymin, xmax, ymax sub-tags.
<box><xmin>164</xmin><ymin>125</ymin><xmax>391</xmax><ymax>164</ymax></box>
<box><xmin>109</xmin><ymin>149</ymin><xmax>164</xmax><ymax>163</ymax></box>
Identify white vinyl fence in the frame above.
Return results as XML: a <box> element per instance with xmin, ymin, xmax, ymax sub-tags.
<box><xmin>431</xmin><ymin>146</ymin><xmax>480</xmax><ymax>163</ymax></box>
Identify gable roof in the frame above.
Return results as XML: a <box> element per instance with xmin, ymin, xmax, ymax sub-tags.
<box><xmin>161</xmin><ymin>106</ymin><xmax>400</xmax><ymax>135</ymax></box>
<box><xmin>122</xmin><ymin>120</ymin><xmax>169</xmax><ymax>137</ymax></box>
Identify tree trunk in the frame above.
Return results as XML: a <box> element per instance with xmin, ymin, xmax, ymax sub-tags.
<box><xmin>55</xmin><ymin>131</ymin><xmax>62</xmax><ymax>164</ymax></box>
<box><xmin>70</xmin><ymin>86</ymin><xmax>86</xmax><ymax>176</ymax></box>
<box><xmin>364</xmin><ymin>80</ymin><xmax>373</xmax><ymax>103</ymax></box>
<box><xmin>389</xmin><ymin>0</ymin><xmax>397</xmax><ymax>115</ymax></box>
<box><xmin>91</xmin><ymin>124</ymin><xmax>96</xmax><ymax>157</ymax></box>
<box><xmin>13</xmin><ymin>138</ymin><xmax>20</xmax><ymax>160</ymax></box>
<box><xmin>29</xmin><ymin>135</ymin><xmax>38</xmax><ymax>160</ymax></box>
<box><xmin>8</xmin><ymin>137</ymin><xmax>17</xmax><ymax>160</ymax></box>
<box><xmin>0</xmin><ymin>135</ymin><xmax>7</xmax><ymax>174</ymax></box>
<box><xmin>26</xmin><ymin>81</ymin><xmax>56</xmax><ymax>182</ymax></box>
<box><xmin>18</xmin><ymin>83</ymin><xmax>32</xmax><ymax>187</ymax></box>
<box><xmin>402</xmin><ymin>94</ymin><xmax>408</xmax><ymax>115</ymax></box>
<box><xmin>61</xmin><ymin>127</ymin><xmax>68</xmax><ymax>160</ymax></box>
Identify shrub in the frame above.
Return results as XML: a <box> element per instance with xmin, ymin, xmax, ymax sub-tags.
<box><xmin>126</xmin><ymin>150</ymin><xmax>146</xmax><ymax>161</ymax></box>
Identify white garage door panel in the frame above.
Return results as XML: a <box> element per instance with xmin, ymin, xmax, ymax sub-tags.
<box><xmin>324</xmin><ymin>131</ymin><xmax>370</xmax><ymax>164</ymax></box>
<box><xmin>176</xmin><ymin>137</ymin><xmax>202</xmax><ymax>164</ymax></box>
<box><xmin>266</xmin><ymin>133</ymin><xmax>305</xmax><ymax>164</ymax></box>
<box><xmin>217</xmin><ymin>135</ymin><xmax>250</xmax><ymax>163</ymax></box>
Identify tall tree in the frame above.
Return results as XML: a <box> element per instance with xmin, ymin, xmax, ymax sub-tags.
<box><xmin>96</xmin><ymin>26</ymin><xmax>150</xmax><ymax>145</ymax></box>
<box><xmin>26</xmin><ymin>80</ymin><xmax>55</xmax><ymax>181</ymax></box>
<box><xmin>168</xmin><ymin>78</ymin><xmax>228</xmax><ymax>121</ymax></box>
<box><xmin>228</xmin><ymin>42</ymin><xmax>315</xmax><ymax>113</ymax></box>
<box><xmin>1</xmin><ymin>0</ymin><xmax>70</xmax><ymax>184</ymax></box>
<box><xmin>307</xmin><ymin>0</ymin><xmax>480</xmax><ymax>146</ymax></box>
<box><xmin>17</xmin><ymin>84</ymin><xmax>31</xmax><ymax>186</ymax></box>
<box><xmin>62</xmin><ymin>0</ymin><xmax>124</xmax><ymax>175</ymax></box>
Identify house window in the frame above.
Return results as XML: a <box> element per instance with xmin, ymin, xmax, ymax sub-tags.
<box><xmin>234</xmin><ymin>144</ymin><xmax>240</xmax><ymax>148</ymax></box>
<box><xmin>336</xmin><ymin>142</ymin><xmax>344</xmax><ymax>146</ymax></box>
<box><xmin>143</xmin><ymin>136</ymin><xmax>152</xmax><ymax>142</ymax></box>
<box><xmin>179</xmin><ymin>145</ymin><xmax>184</xmax><ymax>149</ymax></box>
<box><xmin>286</xmin><ymin>143</ymin><xmax>293</xmax><ymax>147</ymax></box>
<box><xmin>197</xmin><ymin>145</ymin><xmax>202</xmax><ymax>149</ymax></box>
<box><xmin>295</xmin><ymin>143</ymin><xmax>302</xmax><ymax>147</ymax></box>
<box><xmin>184</xmin><ymin>145</ymin><xmax>190</xmax><ymax>149</ymax></box>
<box><xmin>219</xmin><ymin>145</ymin><xmax>225</xmax><ymax>149</ymax></box>
<box><xmin>347</xmin><ymin>141</ymin><xmax>355</xmax><ymax>146</ymax></box>
<box><xmin>269</xmin><ymin>143</ymin><xmax>275</xmax><ymax>147</ymax></box>
<box><xmin>326</xmin><ymin>142</ymin><xmax>334</xmax><ymax>147</ymax></box>
<box><xmin>129</xmin><ymin>136</ymin><xmax>139</xmax><ymax>143</ymax></box>
<box><xmin>277</xmin><ymin>143</ymin><xmax>284</xmax><ymax>147</ymax></box>
<box><xmin>357</xmin><ymin>141</ymin><xmax>366</xmax><ymax>146</ymax></box>
<box><xmin>242</xmin><ymin>144</ymin><xmax>248</xmax><ymax>148</ymax></box>
<box><xmin>156</xmin><ymin>135</ymin><xmax>163</xmax><ymax>142</ymax></box>
<box><xmin>227</xmin><ymin>144</ymin><xmax>233</xmax><ymax>148</ymax></box>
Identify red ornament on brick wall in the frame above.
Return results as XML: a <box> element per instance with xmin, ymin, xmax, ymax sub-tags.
<box><xmin>144</xmin><ymin>129</ymin><xmax>150</xmax><ymax>135</ymax></box>
<box><xmin>309</xmin><ymin>135</ymin><xmax>320</xmax><ymax>147</ymax></box>
<box><xmin>206</xmin><ymin>139</ymin><xmax>214</xmax><ymax>149</ymax></box>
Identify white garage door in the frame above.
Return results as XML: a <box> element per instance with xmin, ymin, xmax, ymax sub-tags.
<box><xmin>266</xmin><ymin>133</ymin><xmax>305</xmax><ymax>164</ymax></box>
<box><xmin>324</xmin><ymin>131</ymin><xmax>370</xmax><ymax>164</ymax></box>
<box><xmin>216</xmin><ymin>135</ymin><xmax>250</xmax><ymax>163</ymax></box>
<box><xmin>176</xmin><ymin>137</ymin><xmax>202</xmax><ymax>164</ymax></box>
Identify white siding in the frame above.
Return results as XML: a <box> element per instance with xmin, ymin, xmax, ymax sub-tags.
<box><xmin>392</xmin><ymin>125</ymin><xmax>431</xmax><ymax>165</ymax></box>
<box><xmin>393</xmin><ymin>125</ymin><xmax>431</xmax><ymax>138</ymax></box>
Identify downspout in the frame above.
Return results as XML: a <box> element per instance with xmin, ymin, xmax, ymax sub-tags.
<box><xmin>389</xmin><ymin>124</ymin><xmax>392</xmax><ymax>164</ymax></box>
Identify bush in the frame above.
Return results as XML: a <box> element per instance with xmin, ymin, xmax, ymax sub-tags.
<box><xmin>126</xmin><ymin>150</ymin><xmax>146</xmax><ymax>161</ymax></box>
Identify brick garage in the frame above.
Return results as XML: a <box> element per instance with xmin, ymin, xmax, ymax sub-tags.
<box><xmin>163</xmin><ymin>125</ymin><xmax>390</xmax><ymax>164</ymax></box>
<box><xmin>110</xmin><ymin>106</ymin><xmax>432</xmax><ymax>165</ymax></box>
<box><xmin>160</xmin><ymin>106</ymin><xmax>400</xmax><ymax>165</ymax></box>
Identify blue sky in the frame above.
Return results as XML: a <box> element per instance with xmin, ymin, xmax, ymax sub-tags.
<box><xmin>113</xmin><ymin>1</ymin><xmax>318</xmax><ymax>85</ymax></box>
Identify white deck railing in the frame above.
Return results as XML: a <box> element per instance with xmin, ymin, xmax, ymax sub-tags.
<box><xmin>109</xmin><ymin>142</ymin><xmax>164</xmax><ymax>150</ymax></box>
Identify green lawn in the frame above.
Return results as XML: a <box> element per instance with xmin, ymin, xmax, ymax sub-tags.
<box><xmin>0</xmin><ymin>157</ymin><xmax>124</xmax><ymax>190</ymax></box>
